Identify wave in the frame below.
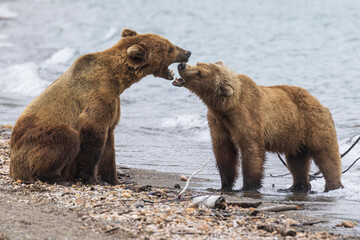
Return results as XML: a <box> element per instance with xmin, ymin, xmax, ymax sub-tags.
<box><xmin>0</xmin><ymin>4</ymin><xmax>18</xmax><ymax>19</ymax></box>
<box><xmin>0</xmin><ymin>62</ymin><xmax>48</xmax><ymax>97</ymax></box>
<box><xmin>41</xmin><ymin>47</ymin><xmax>77</xmax><ymax>69</ymax></box>
<box><xmin>161</xmin><ymin>114</ymin><xmax>208</xmax><ymax>130</ymax></box>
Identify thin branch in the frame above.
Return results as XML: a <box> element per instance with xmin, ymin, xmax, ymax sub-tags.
<box><xmin>177</xmin><ymin>158</ymin><xmax>211</xmax><ymax>199</ymax></box>
<box><xmin>270</xmin><ymin>173</ymin><xmax>292</xmax><ymax>178</ymax></box>
<box><xmin>277</xmin><ymin>153</ymin><xmax>288</xmax><ymax>168</ymax></box>
<box><xmin>342</xmin><ymin>156</ymin><xmax>360</xmax><ymax>174</ymax></box>
<box><xmin>341</xmin><ymin>136</ymin><xmax>360</xmax><ymax>158</ymax></box>
<box><xmin>258</xmin><ymin>204</ymin><xmax>300</xmax><ymax>212</ymax></box>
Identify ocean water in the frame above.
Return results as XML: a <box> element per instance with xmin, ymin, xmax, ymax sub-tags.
<box><xmin>0</xmin><ymin>0</ymin><xmax>359</xmax><ymax>231</ymax></box>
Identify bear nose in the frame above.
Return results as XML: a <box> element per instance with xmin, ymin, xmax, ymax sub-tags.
<box><xmin>178</xmin><ymin>62</ymin><xmax>186</xmax><ymax>70</ymax></box>
<box><xmin>185</xmin><ymin>51</ymin><xmax>191</xmax><ymax>58</ymax></box>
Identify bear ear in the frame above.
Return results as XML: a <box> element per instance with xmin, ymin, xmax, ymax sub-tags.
<box><xmin>127</xmin><ymin>45</ymin><xmax>146</xmax><ymax>62</ymax></box>
<box><xmin>217</xmin><ymin>84</ymin><xmax>233</xmax><ymax>97</ymax></box>
<box><xmin>215</xmin><ymin>61</ymin><xmax>224</xmax><ymax>66</ymax></box>
<box><xmin>121</xmin><ymin>28</ymin><xmax>138</xmax><ymax>37</ymax></box>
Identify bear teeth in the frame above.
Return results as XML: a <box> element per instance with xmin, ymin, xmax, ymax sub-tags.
<box><xmin>166</xmin><ymin>69</ymin><xmax>174</xmax><ymax>80</ymax></box>
<box><xmin>172</xmin><ymin>77</ymin><xmax>185</xmax><ymax>87</ymax></box>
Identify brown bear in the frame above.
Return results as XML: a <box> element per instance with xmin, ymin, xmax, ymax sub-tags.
<box><xmin>10</xmin><ymin>28</ymin><xmax>191</xmax><ymax>185</ymax></box>
<box><xmin>173</xmin><ymin>61</ymin><xmax>343</xmax><ymax>192</ymax></box>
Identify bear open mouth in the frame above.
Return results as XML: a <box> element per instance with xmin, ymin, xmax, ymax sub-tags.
<box><xmin>166</xmin><ymin>69</ymin><xmax>175</xmax><ymax>80</ymax></box>
<box><xmin>172</xmin><ymin>77</ymin><xmax>186</xmax><ymax>87</ymax></box>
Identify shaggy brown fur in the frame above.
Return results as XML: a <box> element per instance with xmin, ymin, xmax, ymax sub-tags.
<box><xmin>10</xmin><ymin>28</ymin><xmax>191</xmax><ymax>185</ymax></box>
<box><xmin>174</xmin><ymin>61</ymin><xmax>343</xmax><ymax>192</ymax></box>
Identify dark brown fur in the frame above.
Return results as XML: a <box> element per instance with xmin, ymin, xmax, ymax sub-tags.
<box><xmin>177</xmin><ymin>61</ymin><xmax>343</xmax><ymax>192</ymax></box>
<box><xmin>10</xmin><ymin>29</ymin><xmax>191</xmax><ymax>184</ymax></box>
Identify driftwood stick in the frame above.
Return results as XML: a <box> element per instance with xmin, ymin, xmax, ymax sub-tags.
<box><xmin>227</xmin><ymin>201</ymin><xmax>262</xmax><ymax>208</ymax></box>
<box><xmin>258</xmin><ymin>204</ymin><xmax>300</xmax><ymax>212</ymax></box>
<box><xmin>342</xmin><ymin>156</ymin><xmax>360</xmax><ymax>174</ymax></box>
<box><xmin>298</xmin><ymin>220</ymin><xmax>328</xmax><ymax>226</ymax></box>
<box><xmin>104</xmin><ymin>225</ymin><xmax>134</xmax><ymax>235</ymax></box>
<box><xmin>341</xmin><ymin>136</ymin><xmax>360</xmax><ymax>158</ymax></box>
<box><xmin>277</xmin><ymin>153</ymin><xmax>288</xmax><ymax>168</ymax></box>
<box><xmin>270</xmin><ymin>173</ymin><xmax>291</xmax><ymax>178</ymax></box>
<box><xmin>177</xmin><ymin>158</ymin><xmax>211</xmax><ymax>199</ymax></box>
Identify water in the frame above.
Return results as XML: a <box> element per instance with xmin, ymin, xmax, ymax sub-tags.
<box><xmin>1</xmin><ymin>0</ymin><xmax>359</xmax><ymax>232</ymax></box>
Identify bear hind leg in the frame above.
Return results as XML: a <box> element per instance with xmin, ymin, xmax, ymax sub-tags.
<box><xmin>312</xmin><ymin>150</ymin><xmax>343</xmax><ymax>192</ymax></box>
<box><xmin>282</xmin><ymin>152</ymin><xmax>311</xmax><ymax>193</ymax></box>
<box><xmin>30</xmin><ymin>126</ymin><xmax>80</xmax><ymax>183</ymax></box>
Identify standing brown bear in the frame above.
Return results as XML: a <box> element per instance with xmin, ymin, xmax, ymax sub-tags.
<box><xmin>10</xmin><ymin>28</ymin><xmax>191</xmax><ymax>185</ymax></box>
<box><xmin>173</xmin><ymin>61</ymin><xmax>343</xmax><ymax>192</ymax></box>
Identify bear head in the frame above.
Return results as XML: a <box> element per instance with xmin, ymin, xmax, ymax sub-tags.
<box><xmin>120</xmin><ymin>28</ymin><xmax>191</xmax><ymax>80</ymax></box>
<box><xmin>173</xmin><ymin>61</ymin><xmax>237</xmax><ymax>110</ymax></box>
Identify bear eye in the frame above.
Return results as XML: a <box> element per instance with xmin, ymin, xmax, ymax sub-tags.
<box><xmin>197</xmin><ymin>71</ymin><xmax>202</xmax><ymax>77</ymax></box>
<box><xmin>168</xmin><ymin>47</ymin><xmax>174</xmax><ymax>53</ymax></box>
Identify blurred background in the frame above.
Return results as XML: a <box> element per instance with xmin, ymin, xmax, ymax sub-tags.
<box><xmin>0</xmin><ymin>0</ymin><xmax>359</xmax><ymax>228</ymax></box>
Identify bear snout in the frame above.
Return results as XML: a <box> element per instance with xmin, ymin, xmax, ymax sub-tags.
<box><xmin>178</xmin><ymin>62</ymin><xmax>186</xmax><ymax>70</ymax></box>
<box><xmin>185</xmin><ymin>51</ymin><xmax>191</xmax><ymax>58</ymax></box>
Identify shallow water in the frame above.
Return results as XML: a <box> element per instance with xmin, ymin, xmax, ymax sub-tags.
<box><xmin>0</xmin><ymin>0</ymin><xmax>359</xmax><ymax>233</ymax></box>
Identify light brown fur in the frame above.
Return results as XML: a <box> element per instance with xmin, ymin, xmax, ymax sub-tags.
<box><xmin>10</xmin><ymin>29</ymin><xmax>191</xmax><ymax>184</ymax></box>
<box><xmin>176</xmin><ymin>61</ymin><xmax>343</xmax><ymax>192</ymax></box>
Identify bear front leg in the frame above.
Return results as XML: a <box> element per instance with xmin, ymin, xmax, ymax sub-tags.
<box><xmin>76</xmin><ymin>120</ymin><xmax>108</xmax><ymax>184</ymax></box>
<box><xmin>240</xmin><ymin>140</ymin><xmax>266</xmax><ymax>192</ymax></box>
<box><xmin>208</xmin><ymin>112</ymin><xmax>239</xmax><ymax>192</ymax></box>
<box><xmin>98</xmin><ymin>129</ymin><xmax>119</xmax><ymax>185</ymax></box>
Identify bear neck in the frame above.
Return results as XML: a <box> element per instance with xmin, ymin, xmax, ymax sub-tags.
<box><xmin>103</xmin><ymin>47</ymin><xmax>149</xmax><ymax>94</ymax></box>
<box><xmin>187</xmin><ymin>83</ymin><xmax>236</xmax><ymax>113</ymax></box>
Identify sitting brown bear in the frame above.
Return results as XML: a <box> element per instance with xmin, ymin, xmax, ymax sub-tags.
<box><xmin>10</xmin><ymin>28</ymin><xmax>191</xmax><ymax>185</ymax></box>
<box><xmin>173</xmin><ymin>61</ymin><xmax>343</xmax><ymax>192</ymax></box>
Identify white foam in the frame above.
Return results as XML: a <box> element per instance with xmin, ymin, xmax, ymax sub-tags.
<box><xmin>161</xmin><ymin>114</ymin><xmax>208</xmax><ymax>130</ymax></box>
<box><xmin>161</xmin><ymin>114</ymin><xmax>210</xmax><ymax>142</ymax></box>
<box><xmin>0</xmin><ymin>62</ymin><xmax>48</xmax><ymax>97</ymax></box>
<box><xmin>42</xmin><ymin>47</ymin><xmax>76</xmax><ymax>69</ymax></box>
<box><xmin>0</xmin><ymin>5</ymin><xmax>18</xmax><ymax>19</ymax></box>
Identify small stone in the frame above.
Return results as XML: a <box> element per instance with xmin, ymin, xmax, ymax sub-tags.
<box><xmin>130</xmin><ymin>214</ymin><xmax>140</xmax><ymax>220</ymax></box>
<box><xmin>75</xmin><ymin>197</ymin><xmax>86</xmax><ymax>205</ymax></box>
<box><xmin>122</xmin><ymin>192</ymin><xmax>131</xmax><ymax>198</ymax></box>
<box><xmin>135</xmin><ymin>201</ymin><xmax>144</xmax><ymax>208</ymax></box>
<box><xmin>342</xmin><ymin>220</ymin><xmax>355</xmax><ymax>228</ymax></box>
<box><xmin>174</xmin><ymin>183</ymin><xmax>180</xmax><ymax>189</ymax></box>
<box><xmin>285</xmin><ymin>218</ymin><xmax>300</xmax><ymax>226</ymax></box>
<box><xmin>145</xmin><ymin>224</ymin><xmax>157</xmax><ymax>233</ymax></box>
<box><xmin>16</xmin><ymin>179</ymin><xmax>22</xmax><ymax>184</ymax></box>
<box><xmin>180</xmin><ymin>175</ymin><xmax>188</xmax><ymax>181</ymax></box>
<box><xmin>197</xmin><ymin>222</ymin><xmax>210</xmax><ymax>231</ymax></box>
<box><xmin>185</xmin><ymin>208</ymin><xmax>196</xmax><ymax>213</ymax></box>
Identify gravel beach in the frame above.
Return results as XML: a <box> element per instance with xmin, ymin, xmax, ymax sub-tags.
<box><xmin>0</xmin><ymin>125</ymin><xmax>358</xmax><ymax>239</ymax></box>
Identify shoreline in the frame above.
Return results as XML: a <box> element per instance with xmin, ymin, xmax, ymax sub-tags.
<box><xmin>0</xmin><ymin>125</ymin><xmax>358</xmax><ymax>239</ymax></box>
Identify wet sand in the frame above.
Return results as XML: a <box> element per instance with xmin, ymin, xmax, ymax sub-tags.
<box><xmin>0</xmin><ymin>125</ymin><xmax>358</xmax><ymax>239</ymax></box>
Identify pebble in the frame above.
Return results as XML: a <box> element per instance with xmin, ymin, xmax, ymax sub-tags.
<box><xmin>180</xmin><ymin>175</ymin><xmax>188</xmax><ymax>181</ymax></box>
<box><xmin>134</xmin><ymin>201</ymin><xmax>144</xmax><ymax>208</ymax></box>
<box><xmin>174</xmin><ymin>183</ymin><xmax>180</xmax><ymax>189</ymax></box>
<box><xmin>341</xmin><ymin>220</ymin><xmax>355</xmax><ymax>228</ymax></box>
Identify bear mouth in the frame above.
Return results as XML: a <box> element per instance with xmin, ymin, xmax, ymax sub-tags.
<box><xmin>166</xmin><ymin>69</ymin><xmax>175</xmax><ymax>80</ymax></box>
<box><xmin>172</xmin><ymin>77</ymin><xmax>186</xmax><ymax>87</ymax></box>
